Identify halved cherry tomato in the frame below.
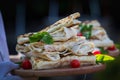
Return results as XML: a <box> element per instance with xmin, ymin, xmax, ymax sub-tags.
<box><xmin>107</xmin><ymin>45</ymin><xmax>116</xmax><ymax>51</ymax></box>
<box><xmin>77</xmin><ymin>33</ymin><xmax>83</xmax><ymax>36</ymax></box>
<box><xmin>21</xmin><ymin>59</ymin><xmax>32</xmax><ymax>69</ymax></box>
<box><xmin>70</xmin><ymin>59</ymin><xmax>80</xmax><ymax>68</ymax></box>
<box><xmin>93</xmin><ymin>50</ymin><xmax>101</xmax><ymax>55</ymax></box>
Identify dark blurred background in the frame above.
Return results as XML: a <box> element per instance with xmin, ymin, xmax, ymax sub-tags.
<box><xmin>0</xmin><ymin>0</ymin><xmax>120</xmax><ymax>80</ymax></box>
<box><xmin>0</xmin><ymin>0</ymin><xmax>120</xmax><ymax>55</ymax></box>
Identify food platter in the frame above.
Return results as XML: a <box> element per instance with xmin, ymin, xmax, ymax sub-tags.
<box><xmin>12</xmin><ymin>12</ymin><xmax>120</xmax><ymax>79</ymax></box>
<box><xmin>12</xmin><ymin>64</ymin><xmax>105</xmax><ymax>77</ymax></box>
<box><xmin>10</xmin><ymin>49</ymin><xmax>119</xmax><ymax>78</ymax></box>
<box><xmin>10</xmin><ymin>48</ymin><xmax>119</xmax><ymax>77</ymax></box>
<box><xmin>108</xmin><ymin>49</ymin><xmax>120</xmax><ymax>57</ymax></box>
<box><xmin>11</xmin><ymin>50</ymin><xmax>119</xmax><ymax>77</ymax></box>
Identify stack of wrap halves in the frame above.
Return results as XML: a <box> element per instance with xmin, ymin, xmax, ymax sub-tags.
<box><xmin>16</xmin><ymin>12</ymin><xmax>114</xmax><ymax>69</ymax></box>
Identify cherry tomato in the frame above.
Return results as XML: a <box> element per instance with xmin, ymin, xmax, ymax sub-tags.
<box><xmin>93</xmin><ymin>50</ymin><xmax>101</xmax><ymax>55</ymax></box>
<box><xmin>107</xmin><ymin>45</ymin><xmax>116</xmax><ymax>51</ymax></box>
<box><xmin>21</xmin><ymin>59</ymin><xmax>32</xmax><ymax>69</ymax></box>
<box><xmin>70</xmin><ymin>59</ymin><xmax>80</xmax><ymax>68</ymax></box>
<box><xmin>77</xmin><ymin>33</ymin><xmax>83</xmax><ymax>36</ymax></box>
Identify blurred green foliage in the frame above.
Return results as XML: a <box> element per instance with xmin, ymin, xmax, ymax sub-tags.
<box><xmin>115</xmin><ymin>43</ymin><xmax>120</xmax><ymax>50</ymax></box>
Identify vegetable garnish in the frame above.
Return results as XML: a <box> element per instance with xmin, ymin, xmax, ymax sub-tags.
<box><xmin>93</xmin><ymin>50</ymin><xmax>101</xmax><ymax>55</ymax></box>
<box><xmin>70</xmin><ymin>59</ymin><xmax>80</xmax><ymax>68</ymax></box>
<box><xmin>79</xmin><ymin>24</ymin><xmax>93</xmax><ymax>39</ymax></box>
<box><xmin>29</xmin><ymin>32</ymin><xmax>53</xmax><ymax>44</ymax></box>
<box><xmin>99</xmin><ymin>47</ymin><xmax>108</xmax><ymax>54</ymax></box>
<box><xmin>107</xmin><ymin>45</ymin><xmax>116</xmax><ymax>51</ymax></box>
<box><xmin>96</xmin><ymin>54</ymin><xmax>115</xmax><ymax>63</ymax></box>
<box><xmin>21</xmin><ymin>59</ymin><xmax>32</xmax><ymax>69</ymax></box>
<box><xmin>77</xmin><ymin>33</ymin><xmax>83</xmax><ymax>36</ymax></box>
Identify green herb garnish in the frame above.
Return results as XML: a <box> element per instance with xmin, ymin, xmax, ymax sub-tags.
<box><xmin>29</xmin><ymin>32</ymin><xmax>42</xmax><ymax>43</ymax></box>
<box><xmin>41</xmin><ymin>33</ymin><xmax>54</xmax><ymax>44</ymax></box>
<box><xmin>99</xmin><ymin>47</ymin><xmax>108</xmax><ymax>54</ymax></box>
<box><xmin>79</xmin><ymin>24</ymin><xmax>93</xmax><ymax>39</ymax></box>
<box><xmin>29</xmin><ymin>32</ymin><xmax>53</xmax><ymax>44</ymax></box>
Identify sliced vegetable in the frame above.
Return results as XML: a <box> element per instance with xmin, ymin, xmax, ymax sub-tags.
<box><xmin>96</xmin><ymin>54</ymin><xmax>104</xmax><ymax>63</ymax></box>
<box><xmin>29</xmin><ymin>32</ymin><xmax>53</xmax><ymax>44</ymax></box>
<box><xmin>70</xmin><ymin>59</ymin><xmax>80</xmax><ymax>68</ymax></box>
<box><xmin>96</xmin><ymin>54</ymin><xmax>115</xmax><ymax>63</ymax></box>
<box><xmin>79</xmin><ymin>24</ymin><xmax>93</xmax><ymax>39</ymax></box>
